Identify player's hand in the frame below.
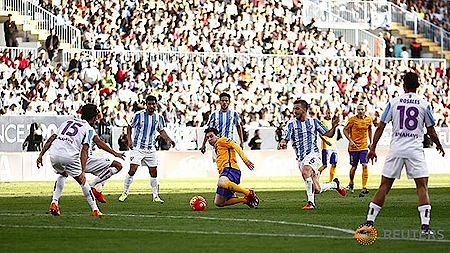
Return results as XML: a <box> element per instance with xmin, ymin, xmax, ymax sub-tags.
<box><xmin>349</xmin><ymin>140</ymin><xmax>358</xmax><ymax>148</ymax></box>
<box><xmin>115</xmin><ymin>152</ymin><xmax>126</xmax><ymax>160</ymax></box>
<box><xmin>200</xmin><ymin>145</ymin><xmax>206</xmax><ymax>154</ymax></box>
<box><xmin>240</xmin><ymin>142</ymin><xmax>244</xmax><ymax>149</ymax></box>
<box><xmin>367</xmin><ymin>150</ymin><xmax>377</xmax><ymax>164</ymax></box>
<box><xmin>278</xmin><ymin>140</ymin><xmax>287</xmax><ymax>150</ymax></box>
<box><xmin>128</xmin><ymin>140</ymin><xmax>133</xmax><ymax>150</ymax></box>
<box><xmin>332</xmin><ymin>116</ymin><xmax>340</xmax><ymax>127</ymax></box>
<box><xmin>245</xmin><ymin>160</ymin><xmax>254</xmax><ymax>170</ymax></box>
<box><xmin>436</xmin><ymin>145</ymin><xmax>445</xmax><ymax>157</ymax></box>
<box><xmin>36</xmin><ymin>155</ymin><xmax>43</xmax><ymax>168</ymax></box>
<box><xmin>169</xmin><ymin>139</ymin><xmax>176</xmax><ymax>148</ymax></box>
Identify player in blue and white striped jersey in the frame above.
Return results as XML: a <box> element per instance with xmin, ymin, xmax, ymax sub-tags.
<box><xmin>278</xmin><ymin>99</ymin><xmax>346</xmax><ymax>210</ymax></box>
<box><xmin>200</xmin><ymin>92</ymin><xmax>244</xmax><ymax>154</ymax></box>
<box><xmin>119</xmin><ymin>95</ymin><xmax>176</xmax><ymax>203</ymax></box>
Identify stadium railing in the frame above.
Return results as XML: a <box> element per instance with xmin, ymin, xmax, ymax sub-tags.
<box><xmin>0</xmin><ymin>46</ymin><xmax>36</xmax><ymax>59</ymax></box>
<box><xmin>0</xmin><ymin>0</ymin><xmax>81</xmax><ymax>48</ymax></box>
<box><xmin>61</xmin><ymin>50</ymin><xmax>446</xmax><ymax>70</ymax></box>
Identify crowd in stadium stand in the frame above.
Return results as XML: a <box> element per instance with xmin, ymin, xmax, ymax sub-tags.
<box><xmin>394</xmin><ymin>0</ymin><xmax>450</xmax><ymax>32</ymax></box>
<box><xmin>1</xmin><ymin>0</ymin><xmax>449</xmax><ymax>133</ymax></box>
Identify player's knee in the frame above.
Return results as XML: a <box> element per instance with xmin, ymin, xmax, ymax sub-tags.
<box><xmin>114</xmin><ymin>162</ymin><xmax>123</xmax><ymax>171</ymax></box>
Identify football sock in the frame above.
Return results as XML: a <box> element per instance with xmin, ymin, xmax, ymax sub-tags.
<box><xmin>349</xmin><ymin>167</ymin><xmax>356</xmax><ymax>185</ymax></box>
<box><xmin>318</xmin><ymin>165</ymin><xmax>326</xmax><ymax>173</ymax></box>
<box><xmin>95</xmin><ymin>182</ymin><xmax>105</xmax><ymax>192</ymax></box>
<box><xmin>418</xmin><ymin>205</ymin><xmax>431</xmax><ymax>226</ymax></box>
<box><xmin>81</xmin><ymin>181</ymin><xmax>98</xmax><ymax>211</ymax></box>
<box><xmin>222</xmin><ymin>181</ymin><xmax>250</xmax><ymax>195</ymax></box>
<box><xmin>362</xmin><ymin>167</ymin><xmax>369</xmax><ymax>189</ymax></box>
<box><xmin>367</xmin><ymin>202</ymin><xmax>382</xmax><ymax>222</ymax></box>
<box><xmin>320</xmin><ymin>181</ymin><xmax>337</xmax><ymax>193</ymax></box>
<box><xmin>305</xmin><ymin>177</ymin><xmax>315</xmax><ymax>204</ymax></box>
<box><xmin>329</xmin><ymin>164</ymin><xmax>336</xmax><ymax>182</ymax></box>
<box><xmin>90</xmin><ymin>167</ymin><xmax>119</xmax><ymax>187</ymax></box>
<box><xmin>52</xmin><ymin>175</ymin><xmax>67</xmax><ymax>204</ymax></box>
<box><xmin>150</xmin><ymin>177</ymin><xmax>159</xmax><ymax>198</ymax></box>
<box><xmin>123</xmin><ymin>174</ymin><xmax>134</xmax><ymax>194</ymax></box>
<box><xmin>222</xmin><ymin>197</ymin><xmax>245</xmax><ymax>206</ymax></box>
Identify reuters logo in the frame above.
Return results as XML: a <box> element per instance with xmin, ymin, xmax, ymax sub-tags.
<box><xmin>355</xmin><ymin>224</ymin><xmax>378</xmax><ymax>245</ymax></box>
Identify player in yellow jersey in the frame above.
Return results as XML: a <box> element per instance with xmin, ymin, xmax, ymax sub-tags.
<box><xmin>343</xmin><ymin>103</ymin><xmax>373</xmax><ymax>196</ymax></box>
<box><xmin>318</xmin><ymin>109</ymin><xmax>338</xmax><ymax>182</ymax></box>
<box><xmin>204</xmin><ymin>127</ymin><xmax>259</xmax><ymax>208</ymax></box>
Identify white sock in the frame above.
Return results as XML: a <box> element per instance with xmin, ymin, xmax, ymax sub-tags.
<box><xmin>367</xmin><ymin>202</ymin><xmax>382</xmax><ymax>222</ymax></box>
<box><xmin>95</xmin><ymin>182</ymin><xmax>105</xmax><ymax>192</ymax></box>
<box><xmin>319</xmin><ymin>181</ymin><xmax>337</xmax><ymax>193</ymax></box>
<box><xmin>81</xmin><ymin>181</ymin><xmax>98</xmax><ymax>211</ymax></box>
<box><xmin>52</xmin><ymin>175</ymin><xmax>67</xmax><ymax>205</ymax></box>
<box><xmin>150</xmin><ymin>177</ymin><xmax>159</xmax><ymax>198</ymax></box>
<box><xmin>304</xmin><ymin>177</ymin><xmax>314</xmax><ymax>204</ymax></box>
<box><xmin>123</xmin><ymin>174</ymin><xmax>133</xmax><ymax>194</ymax></box>
<box><xmin>418</xmin><ymin>205</ymin><xmax>431</xmax><ymax>226</ymax></box>
<box><xmin>91</xmin><ymin>167</ymin><xmax>119</xmax><ymax>187</ymax></box>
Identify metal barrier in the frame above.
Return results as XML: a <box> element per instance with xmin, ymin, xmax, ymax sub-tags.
<box><xmin>0</xmin><ymin>46</ymin><xmax>36</xmax><ymax>59</ymax></box>
<box><xmin>1</xmin><ymin>0</ymin><xmax>81</xmax><ymax>48</ymax></box>
<box><xmin>61</xmin><ymin>50</ymin><xmax>446</xmax><ymax>70</ymax></box>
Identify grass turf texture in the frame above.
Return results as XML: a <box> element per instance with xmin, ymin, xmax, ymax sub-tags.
<box><xmin>1</xmin><ymin>175</ymin><xmax>449</xmax><ymax>252</ymax></box>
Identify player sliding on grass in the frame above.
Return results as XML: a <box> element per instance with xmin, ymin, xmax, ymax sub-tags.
<box><xmin>278</xmin><ymin>99</ymin><xmax>346</xmax><ymax>210</ymax></box>
<box><xmin>359</xmin><ymin>72</ymin><xmax>445</xmax><ymax>235</ymax></box>
<box><xmin>204</xmin><ymin>127</ymin><xmax>259</xmax><ymax>208</ymax></box>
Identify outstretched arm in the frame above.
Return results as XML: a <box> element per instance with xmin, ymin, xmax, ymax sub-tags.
<box><xmin>37</xmin><ymin>134</ymin><xmax>57</xmax><ymax>168</ymax></box>
<box><xmin>323</xmin><ymin>117</ymin><xmax>339</xmax><ymax>138</ymax></box>
<box><xmin>159</xmin><ymin>129</ymin><xmax>176</xmax><ymax>148</ymax></box>
<box><xmin>93</xmin><ymin>135</ymin><xmax>125</xmax><ymax>159</ymax></box>
<box><xmin>231</xmin><ymin>141</ymin><xmax>254</xmax><ymax>170</ymax></box>
<box><xmin>367</xmin><ymin>122</ymin><xmax>386</xmax><ymax>164</ymax></box>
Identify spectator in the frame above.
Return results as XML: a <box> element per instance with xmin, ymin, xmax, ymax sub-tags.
<box><xmin>67</xmin><ymin>53</ymin><xmax>82</xmax><ymax>73</ymax></box>
<box><xmin>410</xmin><ymin>37</ymin><xmax>422</xmax><ymax>58</ymax></box>
<box><xmin>248</xmin><ymin>129</ymin><xmax>263</xmax><ymax>150</ymax></box>
<box><xmin>4</xmin><ymin>14</ymin><xmax>18</xmax><ymax>47</ymax></box>
<box><xmin>22</xmin><ymin>122</ymin><xmax>43</xmax><ymax>152</ymax></box>
<box><xmin>45</xmin><ymin>29</ymin><xmax>60</xmax><ymax>61</ymax></box>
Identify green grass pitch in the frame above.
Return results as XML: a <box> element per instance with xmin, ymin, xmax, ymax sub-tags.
<box><xmin>1</xmin><ymin>175</ymin><xmax>449</xmax><ymax>252</ymax></box>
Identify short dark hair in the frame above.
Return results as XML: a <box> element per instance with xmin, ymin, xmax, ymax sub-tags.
<box><xmin>204</xmin><ymin>127</ymin><xmax>219</xmax><ymax>135</ymax></box>
<box><xmin>294</xmin><ymin>99</ymin><xmax>309</xmax><ymax>112</ymax></box>
<box><xmin>219</xmin><ymin>92</ymin><xmax>231</xmax><ymax>100</ymax></box>
<box><xmin>403</xmin><ymin>72</ymin><xmax>419</xmax><ymax>90</ymax></box>
<box><xmin>146</xmin><ymin>95</ymin><xmax>157</xmax><ymax>102</ymax></box>
<box><xmin>81</xmin><ymin>104</ymin><xmax>99</xmax><ymax>120</ymax></box>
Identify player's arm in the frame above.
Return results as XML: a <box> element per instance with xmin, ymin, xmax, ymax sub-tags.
<box><xmin>159</xmin><ymin>129</ymin><xmax>176</xmax><ymax>148</ymax></box>
<box><xmin>230</xmin><ymin>140</ymin><xmax>254</xmax><ymax>170</ymax></box>
<box><xmin>367</xmin><ymin>122</ymin><xmax>386</xmax><ymax>164</ymax></box>
<box><xmin>201</xmin><ymin>115</ymin><xmax>214</xmax><ymax>153</ymax></box>
<box><xmin>323</xmin><ymin>117</ymin><xmax>339</xmax><ymax>138</ymax></box>
<box><xmin>127</xmin><ymin>124</ymin><xmax>133</xmax><ymax>149</ymax></box>
<box><xmin>80</xmin><ymin>143</ymin><xmax>89</xmax><ymax>172</ymax></box>
<box><xmin>368</xmin><ymin>124</ymin><xmax>373</xmax><ymax>146</ymax></box>
<box><xmin>426</xmin><ymin>126</ymin><xmax>445</xmax><ymax>157</ymax></box>
<box><xmin>36</xmin><ymin>134</ymin><xmax>57</xmax><ymax>168</ymax></box>
<box><xmin>93</xmin><ymin>135</ymin><xmax>125</xmax><ymax>159</ymax></box>
<box><xmin>236</xmin><ymin>123</ymin><xmax>244</xmax><ymax>148</ymax></box>
<box><xmin>319</xmin><ymin>135</ymin><xmax>332</xmax><ymax>146</ymax></box>
<box><xmin>343</xmin><ymin>124</ymin><xmax>357</xmax><ymax>148</ymax></box>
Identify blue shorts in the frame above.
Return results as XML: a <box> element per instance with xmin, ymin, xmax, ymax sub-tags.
<box><xmin>349</xmin><ymin>150</ymin><xmax>368</xmax><ymax>166</ymax></box>
<box><xmin>322</xmin><ymin>149</ymin><xmax>338</xmax><ymax>166</ymax></box>
<box><xmin>216</xmin><ymin>167</ymin><xmax>241</xmax><ymax>198</ymax></box>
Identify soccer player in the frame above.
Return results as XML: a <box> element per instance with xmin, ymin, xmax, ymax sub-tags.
<box><xmin>204</xmin><ymin>127</ymin><xmax>259</xmax><ymax>208</ymax></box>
<box><xmin>318</xmin><ymin>109</ymin><xmax>338</xmax><ymax>182</ymax></box>
<box><xmin>118</xmin><ymin>95</ymin><xmax>175</xmax><ymax>203</ymax></box>
<box><xmin>37</xmin><ymin>132</ymin><xmax>126</xmax><ymax>206</ymax></box>
<box><xmin>36</xmin><ymin>104</ymin><xmax>104</xmax><ymax>216</ymax></box>
<box><xmin>343</xmin><ymin>103</ymin><xmax>373</xmax><ymax>196</ymax></box>
<box><xmin>200</xmin><ymin>92</ymin><xmax>244</xmax><ymax>154</ymax></box>
<box><xmin>278</xmin><ymin>100</ymin><xmax>346</xmax><ymax>210</ymax></box>
<box><xmin>360</xmin><ymin>72</ymin><xmax>445</xmax><ymax>235</ymax></box>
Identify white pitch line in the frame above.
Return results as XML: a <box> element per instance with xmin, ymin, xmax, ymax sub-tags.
<box><xmin>0</xmin><ymin>224</ymin><xmax>353</xmax><ymax>240</ymax></box>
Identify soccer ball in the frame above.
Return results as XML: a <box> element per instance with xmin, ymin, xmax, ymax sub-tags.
<box><xmin>190</xmin><ymin>195</ymin><xmax>207</xmax><ymax>211</ymax></box>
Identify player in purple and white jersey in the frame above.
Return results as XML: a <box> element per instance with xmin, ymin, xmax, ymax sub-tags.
<box><xmin>360</xmin><ymin>72</ymin><xmax>445</xmax><ymax>235</ymax></box>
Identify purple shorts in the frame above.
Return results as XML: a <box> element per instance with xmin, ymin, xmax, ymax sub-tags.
<box><xmin>216</xmin><ymin>167</ymin><xmax>241</xmax><ymax>198</ymax></box>
<box><xmin>349</xmin><ymin>150</ymin><xmax>368</xmax><ymax>166</ymax></box>
<box><xmin>322</xmin><ymin>149</ymin><xmax>338</xmax><ymax>165</ymax></box>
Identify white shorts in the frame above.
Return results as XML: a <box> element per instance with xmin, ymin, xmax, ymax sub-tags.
<box><xmin>382</xmin><ymin>153</ymin><xmax>429</xmax><ymax>179</ymax></box>
<box><xmin>298</xmin><ymin>153</ymin><xmax>321</xmax><ymax>174</ymax></box>
<box><xmin>85</xmin><ymin>155</ymin><xmax>113</xmax><ymax>175</ymax></box>
<box><xmin>50</xmin><ymin>154</ymin><xmax>82</xmax><ymax>178</ymax></box>
<box><xmin>130</xmin><ymin>148</ymin><xmax>158</xmax><ymax>167</ymax></box>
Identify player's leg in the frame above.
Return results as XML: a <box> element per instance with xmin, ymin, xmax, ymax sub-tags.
<box><xmin>73</xmin><ymin>172</ymin><xmax>101</xmax><ymax>216</ymax></box>
<box><xmin>359</xmin><ymin>150</ymin><xmax>369</xmax><ymax>196</ymax></box>
<box><xmin>329</xmin><ymin>150</ymin><xmax>338</xmax><ymax>182</ymax></box>
<box><xmin>348</xmin><ymin>151</ymin><xmax>358</xmax><ymax>193</ymax></box>
<box><xmin>49</xmin><ymin>172</ymin><xmax>68</xmax><ymax>216</ymax></box>
<box><xmin>318</xmin><ymin>149</ymin><xmax>328</xmax><ymax>176</ymax></box>
<box><xmin>148</xmin><ymin>166</ymin><xmax>164</xmax><ymax>203</ymax></box>
<box><xmin>301</xmin><ymin>164</ymin><xmax>316</xmax><ymax>209</ymax></box>
<box><xmin>119</xmin><ymin>149</ymin><xmax>142</xmax><ymax>202</ymax></box>
<box><xmin>90</xmin><ymin>160</ymin><xmax>123</xmax><ymax>189</ymax></box>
